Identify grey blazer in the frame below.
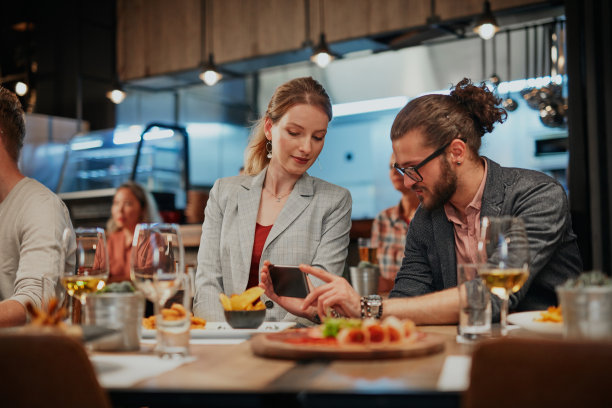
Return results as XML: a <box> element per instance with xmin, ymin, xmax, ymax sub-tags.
<box><xmin>390</xmin><ymin>158</ymin><xmax>582</xmax><ymax>319</ymax></box>
<box><xmin>193</xmin><ymin>168</ymin><xmax>352</xmax><ymax>322</ymax></box>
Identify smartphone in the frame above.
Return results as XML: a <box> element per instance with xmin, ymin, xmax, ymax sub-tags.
<box><xmin>268</xmin><ymin>264</ymin><xmax>310</xmax><ymax>298</ymax></box>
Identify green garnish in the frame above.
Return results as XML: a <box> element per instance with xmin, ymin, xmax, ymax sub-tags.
<box><xmin>563</xmin><ymin>271</ymin><xmax>612</xmax><ymax>288</ymax></box>
<box><xmin>96</xmin><ymin>281</ymin><xmax>136</xmax><ymax>293</ymax></box>
<box><xmin>321</xmin><ymin>317</ymin><xmax>362</xmax><ymax>338</ymax></box>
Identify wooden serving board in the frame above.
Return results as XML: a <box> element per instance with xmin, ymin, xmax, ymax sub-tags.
<box><xmin>250</xmin><ymin>329</ymin><xmax>446</xmax><ymax>360</ymax></box>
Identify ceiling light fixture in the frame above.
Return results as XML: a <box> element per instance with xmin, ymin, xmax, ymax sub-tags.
<box><xmin>310</xmin><ymin>0</ymin><xmax>337</xmax><ymax>68</ymax></box>
<box><xmin>106</xmin><ymin>87</ymin><xmax>126</xmax><ymax>104</ymax></box>
<box><xmin>199</xmin><ymin>0</ymin><xmax>222</xmax><ymax>86</ymax></box>
<box><xmin>199</xmin><ymin>53</ymin><xmax>222</xmax><ymax>86</ymax></box>
<box><xmin>311</xmin><ymin>33</ymin><xmax>336</xmax><ymax>68</ymax></box>
<box><xmin>15</xmin><ymin>81</ymin><xmax>28</xmax><ymax>96</ymax></box>
<box><xmin>474</xmin><ymin>1</ymin><xmax>499</xmax><ymax>40</ymax></box>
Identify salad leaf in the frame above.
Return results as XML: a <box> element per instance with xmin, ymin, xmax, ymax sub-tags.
<box><xmin>321</xmin><ymin>317</ymin><xmax>362</xmax><ymax>338</ymax></box>
<box><xmin>96</xmin><ymin>281</ymin><xmax>135</xmax><ymax>294</ymax></box>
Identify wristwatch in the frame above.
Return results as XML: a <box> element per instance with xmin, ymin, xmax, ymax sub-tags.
<box><xmin>360</xmin><ymin>295</ymin><xmax>383</xmax><ymax>319</ymax></box>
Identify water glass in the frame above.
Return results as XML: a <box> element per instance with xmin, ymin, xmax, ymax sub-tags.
<box><xmin>457</xmin><ymin>263</ymin><xmax>491</xmax><ymax>343</ymax></box>
<box><xmin>156</xmin><ymin>273</ymin><xmax>191</xmax><ymax>358</ymax></box>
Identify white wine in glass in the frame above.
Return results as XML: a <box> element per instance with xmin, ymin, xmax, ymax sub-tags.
<box><xmin>61</xmin><ymin>227</ymin><xmax>109</xmax><ymax>324</ymax></box>
<box><xmin>478</xmin><ymin>216</ymin><xmax>530</xmax><ymax>335</ymax></box>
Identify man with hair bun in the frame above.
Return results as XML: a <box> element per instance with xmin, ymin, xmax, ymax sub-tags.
<box><xmin>265</xmin><ymin>78</ymin><xmax>582</xmax><ymax>324</ymax></box>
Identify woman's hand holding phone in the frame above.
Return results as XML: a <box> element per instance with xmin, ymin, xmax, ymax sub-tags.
<box><xmin>259</xmin><ymin>261</ymin><xmax>316</xmax><ymax>320</ymax></box>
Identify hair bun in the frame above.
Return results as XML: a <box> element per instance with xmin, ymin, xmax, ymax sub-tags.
<box><xmin>450</xmin><ymin>78</ymin><xmax>507</xmax><ymax>137</ymax></box>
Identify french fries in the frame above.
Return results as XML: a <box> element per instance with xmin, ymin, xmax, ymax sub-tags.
<box><xmin>26</xmin><ymin>298</ymin><xmax>68</xmax><ymax>328</ymax></box>
<box><xmin>219</xmin><ymin>287</ymin><xmax>266</xmax><ymax>311</ymax></box>
<box><xmin>142</xmin><ymin>303</ymin><xmax>207</xmax><ymax>329</ymax></box>
<box><xmin>535</xmin><ymin>305</ymin><xmax>563</xmax><ymax>323</ymax></box>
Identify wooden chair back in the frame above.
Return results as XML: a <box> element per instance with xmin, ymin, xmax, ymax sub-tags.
<box><xmin>462</xmin><ymin>337</ymin><xmax>612</xmax><ymax>408</ymax></box>
<box><xmin>0</xmin><ymin>332</ymin><xmax>111</xmax><ymax>408</ymax></box>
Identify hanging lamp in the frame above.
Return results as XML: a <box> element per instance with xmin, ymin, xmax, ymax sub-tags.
<box><xmin>199</xmin><ymin>0</ymin><xmax>222</xmax><ymax>86</ymax></box>
<box><xmin>310</xmin><ymin>0</ymin><xmax>337</xmax><ymax>68</ymax></box>
<box><xmin>474</xmin><ymin>1</ymin><xmax>499</xmax><ymax>40</ymax></box>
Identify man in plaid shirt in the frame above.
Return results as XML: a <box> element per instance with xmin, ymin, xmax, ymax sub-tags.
<box><xmin>371</xmin><ymin>153</ymin><xmax>419</xmax><ymax>295</ymax></box>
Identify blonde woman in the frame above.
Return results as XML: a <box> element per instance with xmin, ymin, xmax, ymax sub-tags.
<box><xmin>194</xmin><ymin>77</ymin><xmax>352</xmax><ymax>323</ymax></box>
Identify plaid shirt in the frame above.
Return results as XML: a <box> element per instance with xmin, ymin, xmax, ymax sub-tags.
<box><xmin>370</xmin><ymin>203</ymin><xmax>411</xmax><ymax>280</ymax></box>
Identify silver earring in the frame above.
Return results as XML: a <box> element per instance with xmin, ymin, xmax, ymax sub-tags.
<box><xmin>456</xmin><ymin>161</ymin><xmax>461</xmax><ymax>165</ymax></box>
<box><xmin>266</xmin><ymin>140</ymin><xmax>272</xmax><ymax>159</ymax></box>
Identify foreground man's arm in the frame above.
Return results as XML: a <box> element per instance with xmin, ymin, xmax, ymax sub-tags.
<box><xmin>300</xmin><ymin>264</ymin><xmax>460</xmax><ymax>324</ymax></box>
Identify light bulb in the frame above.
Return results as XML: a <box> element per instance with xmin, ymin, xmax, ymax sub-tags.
<box><xmin>312</xmin><ymin>52</ymin><xmax>332</xmax><ymax>68</ymax></box>
<box><xmin>15</xmin><ymin>81</ymin><xmax>28</xmax><ymax>96</ymax></box>
<box><xmin>106</xmin><ymin>89</ymin><xmax>126</xmax><ymax>104</ymax></box>
<box><xmin>477</xmin><ymin>23</ymin><xmax>497</xmax><ymax>40</ymax></box>
<box><xmin>200</xmin><ymin>69</ymin><xmax>222</xmax><ymax>86</ymax></box>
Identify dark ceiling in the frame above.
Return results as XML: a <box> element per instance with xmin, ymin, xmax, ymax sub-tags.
<box><xmin>0</xmin><ymin>0</ymin><xmax>117</xmax><ymax>129</ymax></box>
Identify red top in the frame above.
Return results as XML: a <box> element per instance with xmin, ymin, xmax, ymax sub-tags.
<box><xmin>247</xmin><ymin>223</ymin><xmax>273</xmax><ymax>289</ymax></box>
<box><xmin>105</xmin><ymin>230</ymin><xmax>132</xmax><ymax>283</ymax></box>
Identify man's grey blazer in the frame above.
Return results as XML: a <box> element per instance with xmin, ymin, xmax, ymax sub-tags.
<box><xmin>193</xmin><ymin>168</ymin><xmax>352</xmax><ymax>322</ymax></box>
<box><xmin>390</xmin><ymin>157</ymin><xmax>582</xmax><ymax>319</ymax></box>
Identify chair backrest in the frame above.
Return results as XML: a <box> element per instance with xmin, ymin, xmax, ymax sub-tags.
<box><xmin>462</xmin><ymin>337</ymin><xmax>612</xmax><ymax>408</ymax></box>
<box><xmin>0</xmin><ymin>332</ymin><xmax>111</xmax><ymax>408</ymax></box>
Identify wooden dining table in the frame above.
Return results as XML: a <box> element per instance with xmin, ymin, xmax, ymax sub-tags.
<box><xmin>102</xmin><ymin>325</ymin><xmax>477</xmax><ymax>408</ymax></box>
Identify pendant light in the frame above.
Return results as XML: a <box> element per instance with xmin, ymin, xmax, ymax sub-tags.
<box><xmin>199</xmin><ymin>0</ymin><xmax>222</xmax><ymax>86</ymax></box>
<box><xmin>200</xmin><ymin>53</ymin><xmax>222</xmax><ymax>86</ymax></box>
<box><xmin>15</xmin><ymin>81</ymin><xmax>28</xmax><ymax>96</ymax></box>
<box><xmin>474</xmin><ymin>1</ymin><xmax>499</xmax><ymax>40</ymax></box>
<box><xmin>310</xmin><ymin>0</ymin><xmax>337</xmax><ymax>68</ymax></box>
<box><xmin>106</xmin><ymin>88</ymin><xmax>126</xmax><ymax>104</ymax></box>
<box><xmin>106</xmin><ymin>72</ymin><xmax>126</xmax><ymax>104</ymax></box>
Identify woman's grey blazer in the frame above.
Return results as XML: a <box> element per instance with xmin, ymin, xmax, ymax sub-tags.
<box><xmin>193</xmin><ymin>168</ymin><xmax>352</xmax><ymax>322</ymax></box>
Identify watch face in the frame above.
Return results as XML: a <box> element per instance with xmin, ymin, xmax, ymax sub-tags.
<box><xmin>367</xmin><ymin>295</ymin><xmax>382</xmax><ymax>307</ymax></box>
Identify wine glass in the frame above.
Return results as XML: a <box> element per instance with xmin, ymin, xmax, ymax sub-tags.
<box><xmin>130</xmin><ymin>223</ymin><xmax>185</xmax><ymax>356</ymax></box>
<box><xmin>61</xmin><ymin>227</ymin><xmax>109</xmax><ymax>324</ymax></box>
<box><xmin>477</xmin><ymin>216</ymin><xmax>530</xmax><ymax>335</ymax></box>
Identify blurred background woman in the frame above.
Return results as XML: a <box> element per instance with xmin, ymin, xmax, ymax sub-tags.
<box><xmin>194</xmin><ymin>77</ymin><xmax>352</xmax><ymax>324</ymax></box>
<box><xmin>105</xmin><ymin>181</ymin><xmax>161</xmax><ymax>283</ymax></box>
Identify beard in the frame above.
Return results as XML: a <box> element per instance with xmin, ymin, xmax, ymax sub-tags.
<box><xmin>415</xmin><ymin>157</ymin><xmax>457</xmax><ymax>211</ymax></box>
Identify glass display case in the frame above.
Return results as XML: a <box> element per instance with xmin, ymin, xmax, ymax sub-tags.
<box><xmin>58</xmin><ymin>123</ymin><xmax>189</xmax><ymax>227</ymax></box>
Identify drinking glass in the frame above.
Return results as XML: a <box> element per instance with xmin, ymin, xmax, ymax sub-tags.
<box><xmin>477</xmin><ymin>216</ymin><xmax>530</xmax><ymax>335</ymax></box>
<box><xmin>61</xmin><ymin>227</ymin><xmax>109</xmax><ymax>324</ymax></box>
<box><xmin>457</xmin><ymin>263</ymin><xmax>491</xmax><ymax>343</ymax></box>
<box><xmin>130</xmin><ymin>223</ymin><xmax>185</xmax><ymax>357</ymax></box>
<box><xmin>358</xmin><ymin>237</ymin><xmax>378</xmax><ymax>264</ymax></box>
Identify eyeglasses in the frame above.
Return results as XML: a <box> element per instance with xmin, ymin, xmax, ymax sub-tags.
<box><xmin>393</xmin><ymin>141</ymin><xmax>451</xmax><ymax>182</ymax></box>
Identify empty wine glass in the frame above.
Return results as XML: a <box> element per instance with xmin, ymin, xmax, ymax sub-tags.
<box><xmin>477</xmin><ymin>216</ymin><xmax>530</xmax><ymax>335</ymax></box>
<box><xmin>130</xmin><ymin>223</ymin><xmax>185</xmax><ymax>356</ymax></box>
<box><xmin>61</xmin><ymin>227</ymin><xmax>109</xmax><ymax>324</ymax></box>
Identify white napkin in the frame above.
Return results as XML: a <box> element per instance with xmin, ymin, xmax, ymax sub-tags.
<box><xmin>436</xmin><ymin>355</ymin><xmax>472</xmax><ymax>391</ymax></box>
<box><xmin>139</xmin><ymin>338</ymin><xmax>245</xmax><ymax>345</ymax></box>
<box><xmin>91</xmin><ymin>354</ymin><xmax>196</xmax><ymax>388</ymax></box>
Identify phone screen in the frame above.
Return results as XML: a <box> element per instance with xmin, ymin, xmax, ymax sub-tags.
<box><xmin>269</xmin><ymin>265</ymin><xmax>310</xmax><ymax>298</ymax></box>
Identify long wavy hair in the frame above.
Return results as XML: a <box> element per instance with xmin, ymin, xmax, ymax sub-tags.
<box><xmin>243</xmin><ymin>77</ymin><xmax>332</xmax><ymax>175</ymax></box>
<box><xmin>106</xmin><ymin>181</ymin><xmax>162</xmax><ymax>233</ymax></box>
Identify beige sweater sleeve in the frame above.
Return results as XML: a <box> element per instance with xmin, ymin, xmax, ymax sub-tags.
<box><xmin>0</xmin><ymin>178</ymin><xmax>73</xmax><ymax>310</ymax></box>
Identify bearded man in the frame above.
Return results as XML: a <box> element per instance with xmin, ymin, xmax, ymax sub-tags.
<box><xmin>261</xmin><ymin>78</ymin><xmax>582</xmax><ymax>325</ymax></box>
